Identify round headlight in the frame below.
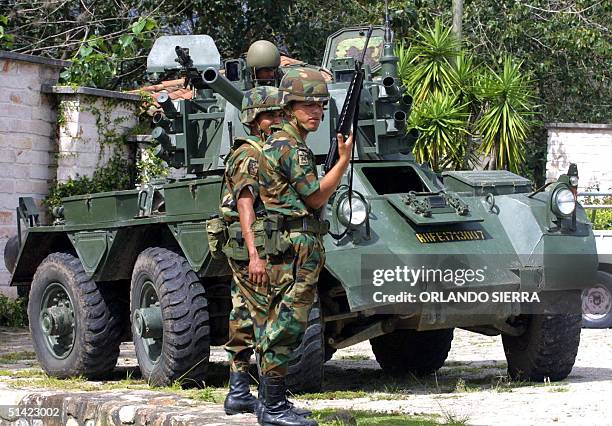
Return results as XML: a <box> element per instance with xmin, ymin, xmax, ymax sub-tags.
<box><xmin>552</xmin><ymin>187</ymin><xmax>576</xmax><ymax>216</ymax></box>
<box><xmin>338</xmin><ymin>196</ymin><xmax>368</xmax><ymax>227</ymax></box>
<box><xmin>569</xmin><ymin>175</ymin><xmax>579</xmax><ymax>187</ymax></box>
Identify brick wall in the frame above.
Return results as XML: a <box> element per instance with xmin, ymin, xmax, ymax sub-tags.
<box><xmin>546</xmin><ymin>123</ymin><xmax>612</xmax><ymax>192</ymax></box>
<box><xmin>0</xmin><ymin>52</ymin><xmax>69</xmax><ymax>297</ymax></box>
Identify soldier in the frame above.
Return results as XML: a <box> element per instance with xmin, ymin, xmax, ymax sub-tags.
<box><xmin>220</xmin><ymin>86</ymin><xmax>283</xmax><ymax>415</ymax></box>
<box><xmin>246</xmin><ymin>40</ymin><xmax>281</xmax><ymax>87</ymax></box>
<box><xmin>257</xmin><ymin>68</ymin><xmax>353</xmax><ymax>426</ymax></box>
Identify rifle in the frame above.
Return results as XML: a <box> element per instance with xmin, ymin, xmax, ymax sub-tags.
<box><xmin>323</xmin><ymin>25</ymin><xmax>373</xmax><ymax>173</ymax></box>
<box><xmin>174</xmin><ymin>46</ymin><xmax>206</xmax><ymax>90</ymax></box>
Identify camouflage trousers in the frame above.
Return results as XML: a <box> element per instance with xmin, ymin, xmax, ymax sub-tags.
<box><xmin>224</xmin><ymin>258</ymin><xmax>269</xmax><ymax>373</ymax></box>
<box><xmin>259</xmin><ymin>232</ymin><xmax>325</xmax><ymax>377</ymax></box>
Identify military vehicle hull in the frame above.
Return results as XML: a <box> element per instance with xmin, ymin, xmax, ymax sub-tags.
<box><xmin>4</xmin><ymin>28</ymin><xmax>598</xmax><ymax>393</ymax></box>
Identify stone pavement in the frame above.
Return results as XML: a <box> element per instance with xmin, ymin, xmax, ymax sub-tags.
<box><xmin>0</xmin><ymin>327</ymin><xmax>259</xmax><ymax>425</ymax></box>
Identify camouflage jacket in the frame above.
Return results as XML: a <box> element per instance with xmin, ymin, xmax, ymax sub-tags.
<box><xmin>220</xmin><ymin>136</ymin><xmax>265</xmax><ymax>223</ymax></box>
<box><xmin>258</xmin><ymin>122</ymin><xmax>320</xmax><ymax>218</ymax></box>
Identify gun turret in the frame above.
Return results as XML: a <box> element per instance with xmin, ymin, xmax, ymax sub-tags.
<box><xmin>203</xmin><ymin>67</ymin><xmax>244</xmax><ymax>109</ymax></box>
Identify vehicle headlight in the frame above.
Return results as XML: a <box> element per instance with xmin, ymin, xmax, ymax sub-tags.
<box><xmin>569</xmin><ymin>175</ymin><xmax>579</xmax><ymax>187</ymax></box>
<box><xmin>337</xmin><ymin>195</ymin><xmax>368</xmax><ymax>227</ymax></box>
<box><xmin>551</xmin><ymin>187</ymin><xmax>576</xmax><ymax>217</ymax></box>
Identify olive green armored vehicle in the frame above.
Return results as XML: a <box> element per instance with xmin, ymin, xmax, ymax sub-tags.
<box><xmin>4</xmin><ymin>23</ymin><xmax>598</xmax><ymax>393</ymax></box>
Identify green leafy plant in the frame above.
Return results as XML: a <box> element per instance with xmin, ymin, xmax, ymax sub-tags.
<box><xmin>403</xmin><ymin>20</ymin><xmax>461</xmax><ymax>103</ymax></box>
<box><xmin>59</xmin><ymin>17</ymin><xmax>157</xmax><ymax>89</ymax></box>
<box><xmin>0</xmin><ymin>15</ymin><xmax>14</xmax><ymax>48</ymax></box>
<box><xmin>137</xmin><ymin>146</ymin><xmax>168</xmax><ymax>183</ymax></box>
<box><xmin>0</xmin><ymin>295</ymin><xmax>28</xmax><ymax>327</ymax></box>
<box><xmin>409</xmin><ymin>92</ymin><xmax>470</xmax><ymax>172</ymax></box>
<box><xmin>398</xmin><ymin>20</ymin><xmax>537</xmax><ymax>174</ymax></box>
<box><xmin>44</xmin><ymin>153</ymin><xmax>136</xmax><ymax>211</ymax></box>
<box><xmin>474</xmin><ymin>57</ymin><xmax>536</xmax><ymax>172</ymax></box>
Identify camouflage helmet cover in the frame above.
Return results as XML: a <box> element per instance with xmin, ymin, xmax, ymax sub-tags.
<box><xmin>246</xmin><ymin>40</ymin><xmax>281</xmax><ymax>69</ymax></box>
<box><xmin>279</xmin><ymin>67</ymin><xmax>330</xmax><ymax>105</ymax></box>
<box><xmin>240</xmin><ymin>86</ymin><xmax>283</xmax><ymax>125</ymax></box>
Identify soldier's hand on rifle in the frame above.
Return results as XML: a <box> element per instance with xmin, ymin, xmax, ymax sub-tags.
<box><xmin>336</xmin><ymin>132</ymin><xmax>354</xmax><ymax>165</ymax></box>
<box><xmin>248</xmin><ymin>257</ymin><xmax>268</xmax><ymax>286</ymax></box>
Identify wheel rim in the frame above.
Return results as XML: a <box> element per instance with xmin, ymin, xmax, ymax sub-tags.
<box><xmin>39</xmin><ymin>282</ymin><xmax>75</xmax><ymax>359</ymax></box>
<box><xmin>582</xmin><ymin>284</ymin><xmax>612</xmax><ymax>321</ymax></box>
<box><xmin>133</xmin><ymin>280</ymin><xmax>163</xmax><ymax>365</ymax></box>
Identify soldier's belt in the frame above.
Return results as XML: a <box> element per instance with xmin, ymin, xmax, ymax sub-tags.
<box><xmin>262</xmin><ymin>214</ymin><xmax>326</xmax><ymax>256</ymax></box>
<box><xmin>284</xmin><ymin>216</ymin><xmax>329</xmax><ymax>235</ymax></box>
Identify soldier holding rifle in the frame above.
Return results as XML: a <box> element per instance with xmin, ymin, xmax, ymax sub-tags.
<box><xmin>257</xmin><ymin>67</ymin><xmax>353</xmax><ymax>426</ymax></box>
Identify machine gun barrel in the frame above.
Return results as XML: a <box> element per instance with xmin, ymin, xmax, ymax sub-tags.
<box><xmin>202</xmin><ymin>67</ymin><xmax>244</xmax><ymax>109</ymax></box>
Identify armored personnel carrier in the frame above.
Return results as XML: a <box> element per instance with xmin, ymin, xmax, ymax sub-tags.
<box><xmin>4</xmin><ymin>23</ymin><xmax>598</xmax><ymax>392</ymax></box>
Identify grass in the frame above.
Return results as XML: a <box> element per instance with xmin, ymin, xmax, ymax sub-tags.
<box><xmin>0</xmin><ymin>369</ymin><xmax>46</xmax><ymax>378</ymax></box>
<box><xmin>453</xmin><ymin>378</ymin><xmax>480</xmax><ymax>393</ymax></box>
<box><xmin>311</xmin><ymin>409</ymin><xmax>466</xmax><ymax>426</ymax></box>
<box><xmin>300</xmin><ymin>390</ymin><xmax>368</xmax><ymax>400</ymax></box>
<box><xmin>338</xmin><ymin>355</ymin><xmax>370</xmax><ymax>361</ymax></box>
<box><xmin>0</xmin><ymin>351</ymin><xmax>36</xmax><ymax>363</ymax></box>
<box><xmin>6</xmin><ymin>372</ymin><xmax>224</xmax><ymax>403</ymax></box>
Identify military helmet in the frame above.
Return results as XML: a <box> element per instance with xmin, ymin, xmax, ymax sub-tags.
<box><xmin>278</xmin><ymin>67</ymin><xmax>330</xmax><ymax>105</ymax></box>
<box><xmin>240</xmin><ymin>86</ymin><xmax>283</xmax><ymax>125</ymax></box>
<box><xmin>246</xmin><ymin>40</ymin><xmax>281</xmax><ymax>70</ymax></box>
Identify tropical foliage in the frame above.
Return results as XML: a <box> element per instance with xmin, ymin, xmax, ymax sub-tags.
<box><xmin>409</xmin><ymin>92</ymin><xmax>470</xmax><ymax>171</ymax></box>
<box><xmin>473</xmin><ymin>57</ymin><xmax>536</xmax><ymax>171</ymax></box>
<box><xmin>398</xmin><ymin>20</ymin><xmax>537</xmax><ymax>173</ymax></box>
<box><xmin>402</xmin><ymin>20</ymin><xmax>461</xmax><ymax>103</ymax></box>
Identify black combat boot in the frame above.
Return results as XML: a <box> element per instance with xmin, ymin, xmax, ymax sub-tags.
<box><xmin>256</xmin><ymin>379</ymin><xmax>312</xmax><ymax>418</ymax></box>
<box><xmin>258</xmin><ymin>375</ymin><xmax>318</xmax><ymax>426</ymax></box>
<box><xmin>224</xmin><ymin>371</ymin><xmax>260</xmax><ymax>415</ymax></box>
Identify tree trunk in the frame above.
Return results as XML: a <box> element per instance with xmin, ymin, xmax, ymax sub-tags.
<box><xmin>452</xmin><ymin>0</ymin><xmax>463</xmax><ymax>41</ymax></box>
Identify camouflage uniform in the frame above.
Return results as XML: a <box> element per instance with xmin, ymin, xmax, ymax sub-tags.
<box><xmin>221</xmin><ymin>87</ymin><xmax>282</xmax><ymax>374</ymax></box>
<box><xmin>257</xmin><ymin>68</ymin><xmax>331</xmax><ymax>378</ymax></box>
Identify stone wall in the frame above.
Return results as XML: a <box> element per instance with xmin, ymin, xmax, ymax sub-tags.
<box><xmin>0</xmin><ymin>52</ymin><xmax>69</xmax><ymax>297</ymax></box>
<box><xmin>546</xmin><ymin>123</ymin><xmax>612</xmax><ymax>192</ymax></box>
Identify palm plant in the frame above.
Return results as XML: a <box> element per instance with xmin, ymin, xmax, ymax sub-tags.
<box><xmin>474</xmin><ymin>56</ymin><xmax>536</xmax><ymax>172</ymax></box>
<box><xmin>402</xmin><ymin>19</ymin><xmax>461</xmax><ymax>103</ymax></box>
<box><xmin>409</xmin><ymin>92</ymin><xmax>470</xmax><ymax>172</ymax></box>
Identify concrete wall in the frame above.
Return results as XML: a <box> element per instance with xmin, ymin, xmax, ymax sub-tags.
<box><xmin>42</xmin><ymin>86</ymin><xmax>141</xmax><ymax>182</ymax></box>
<box><xmin>546</xmin><ymin>123</ymin><xmax>612</xmax><ymax>192</ymax></box>
<box><xmin>0</xmin><ymin>52</ymin><xmax>69</xmax><ymax>297</ymax></box>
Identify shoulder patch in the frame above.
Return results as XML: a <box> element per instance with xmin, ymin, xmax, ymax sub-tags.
<box><xmin>297</xmin><ymin>149</ymin><xmax>310</xmax><ymax>166</ymax></box>
<box><xmin>247</xmin><ymin>158</ymin><xmax>259</xmax><ymax>177</ymax></box>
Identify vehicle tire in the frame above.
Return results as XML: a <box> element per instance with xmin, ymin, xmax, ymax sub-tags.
<box><xmin>502</xmin><ymin>291</ymin><xmax>581</xmax><ymax>382</ymax></box>
<box><xmin>131</xmin><ymin>247</ymin><xmax>210</xmax><ymax>387</ymax></box>
<box><xmin>581</xmin><ymin>271</ymin><xmax>612</xmax><ymax>328</ymax></box>
<box><xmin>370</xmin><ymin>328</ymin><xmax>454</xmax><ymax>375</ymax></box>
<box><xmin>28</xmin><ymin>252</ymin><xmax>122</xmax><ymax>379</ymax></box>
<box><xmin>286</xmin><ymin>299</ymin><xmax>325</xmax><ymax>393</ymax></box>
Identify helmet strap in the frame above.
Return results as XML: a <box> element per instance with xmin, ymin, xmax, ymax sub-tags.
<box><xmin>286</xmin><ymin>105</ymin><xmax>310</xmax><ymax>137</ymax></box>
